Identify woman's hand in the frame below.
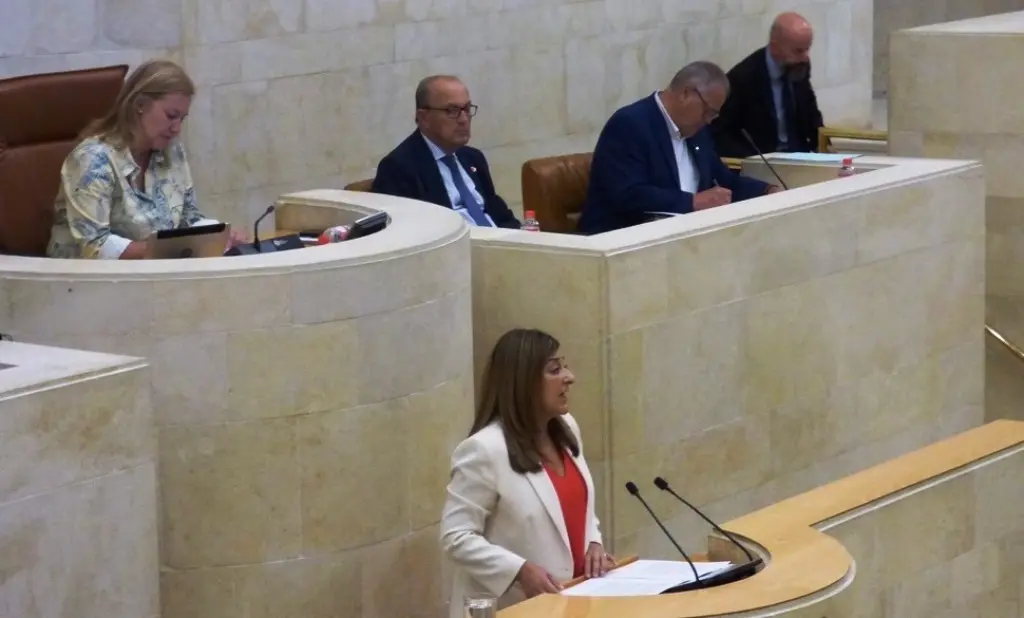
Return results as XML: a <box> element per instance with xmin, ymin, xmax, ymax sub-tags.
<box><xmin>515</xmin><ymin>561</ymin><xmax>562</xmax><ymax>597</ymax></box>
<box><xmin>584</xmin><ymin>543</ymin><xmax>615</xmax><ymax>578</ymax></box>
<box><xmin>227</xmin><ymin>227</ymin><xmax>247</xmax><ymax>248</ymax></box>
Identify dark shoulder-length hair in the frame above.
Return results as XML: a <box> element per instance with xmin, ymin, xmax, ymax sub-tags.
<box><xmin>471</xmin><ymin>328</ymin><xmax>579</xmax><ymax>474</ymax></box>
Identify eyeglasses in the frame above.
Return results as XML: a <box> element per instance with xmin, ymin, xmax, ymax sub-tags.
<box><xmin>690</xmin><ymin>88</ymin><xmax>720</xmax><ymax>121</ymax></box>
<box><xmin>420</xmin><ymin>104</ymin><xmax>479</xmax><ymax>119</ymax></box>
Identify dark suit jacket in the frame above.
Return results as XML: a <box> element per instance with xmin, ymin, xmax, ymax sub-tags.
<box><xmin>371</xmin><ymin>131</ymin><xmax>519</xmax><ymax>229</ymax></box>
<box><xmin>711</xmin><ymin>47</ymin><xmax>824</xmax><ymax>158</ymax></box>
<box><xmin>577</xmin><ymin>94</ymin><xmax>771</xmax><ymax>235</ymax></box>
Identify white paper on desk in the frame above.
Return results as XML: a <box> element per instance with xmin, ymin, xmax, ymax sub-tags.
<box><xmin>644</xmin><ymin>211</ymin><xmax>683</xmax><ymax>218</ymax></box>
<box><xmin>766</xmin><ymin>152</ymin><xmax>862</xmax><ymax>163</ymax></box>
<box><xmin>562</xmin><ymin>560</ymin><xmax>732</xmax><ymax>597</ymax></box>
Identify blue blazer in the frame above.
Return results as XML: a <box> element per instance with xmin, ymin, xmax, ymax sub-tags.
<box><xmin>371</xmin><ymin>131</ymin><xmax>520</xmax><ymax>229</ymax></box>
<box><xmin>577</xmin><ymin>95</ymin><xmax>770</xmax><ymax>235</ymax></box>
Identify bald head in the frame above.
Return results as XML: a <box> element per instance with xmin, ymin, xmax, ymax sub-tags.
<box><xmin>771</xmin><ymin>12</ymin><xmax>812</xmax><ymax>42</ymax></box>
<box><xmin>768</xmin><ymin>12</ymin><xmax>813</xmax><ymax>75</ymax></box>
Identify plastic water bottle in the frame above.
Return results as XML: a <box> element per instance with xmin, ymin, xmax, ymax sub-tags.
<box><xmin>316</xmin><ymin>225</ymin><xmax>350</xmax><ymax>244</ymax></box>
<box><xmin>838</xmin><ymin>157</ymin><xmax>856</xmax><ymax>178</ymax></box>
<box><xmin>520</xmin><ymin>210</ymin><xmax>540</xmax><ymax>232</ymax></box>
<box><xmin>464</xmin><ymin>595</ymin><xmax>496</xmax><ymax>618</ymax></box>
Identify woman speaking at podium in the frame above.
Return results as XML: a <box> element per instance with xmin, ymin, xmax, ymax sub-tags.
<box><xmin>441</xmin><ymin>328</ymin><xmax>614</xmax><ymax>617</ymax></box>
<box><xmin>47</xmin><ymin>60</ymin><xmax>245</xmax><ymax>259</ymax></box>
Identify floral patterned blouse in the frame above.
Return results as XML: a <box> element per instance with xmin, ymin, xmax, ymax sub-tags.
<box><xmin>47</xmin><ymin>137</ymin><xmax>214</xmax><ymax>259</ymax></box>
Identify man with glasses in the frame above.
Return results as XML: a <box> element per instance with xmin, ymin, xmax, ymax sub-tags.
<box><xmin>371</xmin><ymin>75</ymin><xmax>520</xmax><ymax>228</ymax></box>
<box><xmin>577</xmin><ymin>61</ymin><xmax>781</xmax><ymax>235</ymax></box>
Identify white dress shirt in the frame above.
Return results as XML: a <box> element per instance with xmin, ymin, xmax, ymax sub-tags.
<box><xmin>421</xmin><ymin>133</ymin><xmax>496</xmax><ymax>227</ymax></box>
<box><xmin>653</xmin><ymin>92</ymin><xmax>698</xmax><ymax>194</ymax></box>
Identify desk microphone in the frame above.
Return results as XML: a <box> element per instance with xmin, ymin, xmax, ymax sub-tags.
<box><xmin>624</xmin><ymin>481</ymin><xmax>701</xmax><ymax>588</ymax></box>
<box><xmin>651</xmin><ymin>476</ymin><xmax>764</xmax><ymax>592</ymax></box>
<box><xmin>252</xmin><ymin>204</ymin><xmax>274</xmax><ymax>251</ymax></box>
<box><xmin>739</xmin><ymin>127</ymin><xmax>789</xmax><ymax>190</ymax></box>
<box><xmin>653</xmin><ymin>477</ymin><xmax>755</xmax><ymax>562</ymax></box>
<box><xmin>224</xmin><ymin>204</ymin><xmax>304</xmax><ymax>256</ymax></box>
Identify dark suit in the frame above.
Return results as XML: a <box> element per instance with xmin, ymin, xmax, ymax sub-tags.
<box><xmin>371</xmin><ymin>131</ymin><xmax>519</xmax><ymax>228</ymax></box>
<box><xmin>711</xmin><ymin>47</ymin><xmax>824</xmax><ymax>158</ymax></box>
<box><xmin>577</xmin><ymin>94</ymin><xmax>770</xmax><ymax>235</ymax></box>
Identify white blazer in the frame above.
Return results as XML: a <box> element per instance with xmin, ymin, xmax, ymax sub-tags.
<box><xmin>440</xmin><ymin>414</ymin><xmax>602</xmax><ymax>618</ymax></box>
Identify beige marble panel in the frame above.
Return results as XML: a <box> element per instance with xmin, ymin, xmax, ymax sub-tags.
<box><xmin>889</xmin><ymin>15</ymin><xmax>1024</xmax><ymax>422</ymax></box>
<box><xmin>473</xmin><ymin>158</ymin><xmax>985</xmax><ymax>556</ymax></box>
<box><xmin>0</xmin><ymin>344</ymin><xmax>157</xmax><ymax>618</ymax></box>
<box><xmin>159</xmin><ymin>416</ymin><xmax>303</xmax><ymax>568</ymax></box>
<box><xmin>803</xmin><ymin>443</ymin><xmax>1024</xmax><ymax>618</ymax></box>
<box><xmin>161</xmin><ymin>524</ymin><xmax>443</xmax><ymax>618</ymax></box>
<box><xmin>0</xmin><ymin>368</ymin><xmax>153</xmax><ymax>503</ymax></box>
<box><xmin>874</xmin><ymin>0</ymin><xmax>1024</xmax><ymax>95</ymax></box>
<box><xmin>624</xmin><ymin>393</ymin><xmax>985</xmax><ymax>561</ymax></box>
<box><xmin>0</xmin><ymin>465</ymin><xmax>160</xmax><ymax>618</ymax></box>
<box><xmin>0</xmin><ymin>193</ymin><xmax>473</xmax><ymax>618</ymax></box>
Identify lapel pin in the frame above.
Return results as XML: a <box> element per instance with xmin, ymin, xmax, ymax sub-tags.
<box><xmin>695</xmin><ymin>146</ymin><xmax>700</xmax><ymax>151</ymax></box>
<box><xmin>470</xmin><ymin>166</ymin><xmax>477</xmax><ymax>173</ymax></box>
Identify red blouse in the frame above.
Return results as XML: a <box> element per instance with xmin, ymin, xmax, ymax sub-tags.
<box><xmin>544</xmin><ymin>450</ymin><xmax>589</xmax><ymax>578</ymax></box>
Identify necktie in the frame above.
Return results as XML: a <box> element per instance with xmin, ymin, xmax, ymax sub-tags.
<box><xmin>780</xmin><ymin>80</ymin><xmax>800</xmax><ymax>151</ymax></box>
<box><xmin>441</xmin><ymin>155</ymin><xmax>491</xmax><ymax>227</ymax></box>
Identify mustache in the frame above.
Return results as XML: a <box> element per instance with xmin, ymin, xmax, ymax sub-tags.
<box><xmin>784</xmin><ymin>61</ymin><xmax>811</xmax><ymax>82</ymax></box>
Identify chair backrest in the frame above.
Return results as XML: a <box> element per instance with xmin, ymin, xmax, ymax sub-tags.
<box><xmin>520</xmin><ymin>153</ymin><xmax>593</xmax><ymax>234</ymax></box>
<box><xmin>345</xmin><ymin>178</ymin><xmax>374</xmax><ymax>192</ymax></box>
<box><xmin>0</xmin><ymin>65</ymin><xmax>128</xmax><ymax>256</ymax></box>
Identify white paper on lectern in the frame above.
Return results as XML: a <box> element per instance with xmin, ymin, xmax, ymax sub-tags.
<box><xmin>766</xmin><ymin>152</ymin><xmax>863</xmax><ymax>163</ymax></box>
<box><xmin>561</xmin><ymin>560</ymin><xmax>732</xmax><ymax>597</ymax></box>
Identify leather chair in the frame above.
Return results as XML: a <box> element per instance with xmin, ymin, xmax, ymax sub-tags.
<box><xmin>521</xmin><ymin>153</ymin><xmax>592</xmax><ymax>234</ymax></box>
<box><xmin>0</xmin><ymin>65</ymin><xmax>128</xmax><ymax>256</ymax></box>
<box><xmin>345</xmin><ymin>178</ymin><xmax>374</xmax><ymax>192</ymax></box>
<box><xmin>522</xmin><ymin>153</ymin><xmax>752</xmax><ymax>233</ymax></box>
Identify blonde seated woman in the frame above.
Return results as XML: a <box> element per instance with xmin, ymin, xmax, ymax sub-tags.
<box><xmin>441</xmin><ymin>328</ymin><xmax>614</xmax><ymax>617</ymax></box>
<box><xmin>47</xmin><ymin>60</ymin><xmax>245</xmax><ymax>259</ymax></box>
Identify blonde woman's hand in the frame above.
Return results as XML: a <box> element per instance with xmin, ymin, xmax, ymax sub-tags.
<box><xmin>227</xmin><ymin>227</ymin><xmax>247</xmax><ymax>248</ymax></box>
<box><xmin>515</xmin><ymin>561</ymin><xmax>562</xmax><ymax>597</ymax></box>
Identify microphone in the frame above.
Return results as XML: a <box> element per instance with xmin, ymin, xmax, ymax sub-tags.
<box><xmin>252</xmin><ymin>204</ymin><xmax>274</xmax><ymax>251</ymax></box>
<box><xmin>653</xmin><ymin>477</ymin><xmax>755</xmax><ymax>562</ymax></box>
<box><xmin>224</xmin><ymin>204</ymin><xmax>304</xmax><ymax>256</ymax></box>
<box><xmin>624</xmin><ymin>481</ymin><xmax>701</xmax><ymax>588</ymax></box>
<box><xmin>651</xmin><ymin>476</ymin><xmax>764</xmax><ymax>593</ymax></box>
<box><xmin>739</xmin><ymin>127</ymin><xmax>789</xmax><ymax>190</ymax></box>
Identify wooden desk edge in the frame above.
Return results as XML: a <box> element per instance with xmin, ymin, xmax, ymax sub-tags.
<box><xmin>500</xmin><ymin>421</ymin><xmax>1024</xmax><ymax>617</ymax></box>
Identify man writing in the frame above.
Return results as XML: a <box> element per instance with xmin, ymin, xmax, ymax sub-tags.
<box><xmin>578</xmin><ymin>61</ymin><xmax>780</xmax><ymax>235</ymax></box>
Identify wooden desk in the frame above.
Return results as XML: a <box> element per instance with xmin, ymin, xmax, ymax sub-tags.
<box><xmin>817</xmin><ymin>126</ymin><xmax>888</xmax><ymax>153</ymax></box>
<box><xmin>498</xmin><ymin>420</ymin><xmax>1024</xmax><ymax>617</ymax></box>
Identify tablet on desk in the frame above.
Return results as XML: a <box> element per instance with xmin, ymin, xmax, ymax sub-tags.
<box><xmin>150</xmin><ymin>223</ymin><xmax>229</xmax><ymax>259</ymax></box>
<box><xmin>348</xmin><ymin>211</ymin><xmax>389</xmax><ymax>240</ymax></box>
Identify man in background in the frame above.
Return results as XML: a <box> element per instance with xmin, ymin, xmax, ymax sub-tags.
<box><xmin>372</xmin><ymin>75</ymin><xmax>519</xmax><ymax>228</ymax></box>
<box><xmin>577</xmin><ymin>61</ymin><xmax>779</xmax><ymax>235</ymax></box>
<box><xmin>711</xmin><ymin>12</ymin><xmax>824</xmax><ymax>158</ymax></box>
